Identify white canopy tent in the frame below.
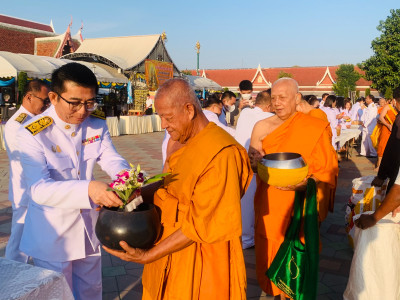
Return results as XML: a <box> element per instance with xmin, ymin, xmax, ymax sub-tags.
<box><xmin>0</xmin><ymin>51</ymin><xmax>128</xmax><ymax>83</ymax></box>
<box><xmin>183</xmin><ymin>75</ymin><xmax>222</xmax><ymax>90</ymax></box>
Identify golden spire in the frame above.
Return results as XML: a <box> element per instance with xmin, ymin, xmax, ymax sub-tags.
<box><xmin>195</xmin><ymin>41</ymin><xmax>200</xmax><ymax>53</ymax></box>
<box><xmin>161</xmin><ymin>31</ymin><xmax>167</xmax><ymax>42</ymax></box>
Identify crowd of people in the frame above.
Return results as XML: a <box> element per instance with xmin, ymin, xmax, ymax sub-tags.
<box><xmin>3</xmin><ymin>62</ymin><xmax>400</xmax><ymax>300</ymax></box>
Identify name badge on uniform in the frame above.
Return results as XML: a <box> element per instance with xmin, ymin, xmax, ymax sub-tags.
<box><xmin>82</xmin><ymin>135</ymin><xmax>101</xmax><ymax>146</ymax></box>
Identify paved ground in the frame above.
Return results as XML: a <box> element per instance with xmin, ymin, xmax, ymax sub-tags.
<box><xmin>0</xmin><ymin>131</ymin><xmax>377</xmax><ymax>299</ymax></box>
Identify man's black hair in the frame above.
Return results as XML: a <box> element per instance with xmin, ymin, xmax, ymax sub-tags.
<box><xmin>239</xmin><ymin>80</ymin><xmax>252</xmax><ymax>91</ymax></box>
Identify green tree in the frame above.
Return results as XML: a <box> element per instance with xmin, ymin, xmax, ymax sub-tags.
<box><xmin>332</xmin><ymin>64</ymin><xmax>361</xmax><ymax>97</ymax></box>
<box><xmin>17</xmin><ymin>71</ymin><xmax>27</xmax><ymax>105</ymax></box>
<box><xmin>363</xmin><ymin>9</ymin><xmax>400</xmax><ymax>95</ymax></box>
<box><xmin>181</xmin><ymin>70</ymin><xmax>192</xmax><ymax>75</ymax></box>
<box><xmin>278</xmin><ymin>71</ymin><xmax>292</xmax><ymax>78</ymax></box>
<box><xmin>365</xmin><ymin>88</ymin><xmax>371</xmax><ymax>97</ymax></box>
<box><xmin>385</xmin><ymin>86</ymin><xmax>393</xmax><ymax>99</ymax></box>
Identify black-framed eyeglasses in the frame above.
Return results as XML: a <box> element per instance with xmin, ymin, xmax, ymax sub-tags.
<box><xmin>56</xmin><ymin>93</ymin><xmax>98</xmax><ymax>112</ymax></box>
<box><xmin>31</xmin><ymin>94</ymin><xmax>50</xmax><ymax>106</ymax></box>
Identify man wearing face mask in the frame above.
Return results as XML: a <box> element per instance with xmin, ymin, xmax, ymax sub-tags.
<box><xmin>219</xmin><ymin>91</ymin><xmax>237</xmax><ymax>126</ymax></box>
<box><xmin>232</xmin><ymin>80</ymin><xmax>254</xmax><ymax>126</ymax></box>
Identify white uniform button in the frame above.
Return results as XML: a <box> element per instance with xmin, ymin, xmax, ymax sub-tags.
<box><xmin>80</xmin><ymin>209</ymin><xmax>82</xmax><ymax>213</ymax></box>
<box><xmin>76</xmin><ymin>151</ymin><xmax>79</xmax><ymax>156</ymax></box>
<box><xmin>78</xmin><ymin>171</ymin><xmax>80</xmax><ymax>175</ymax></box>
<box><xmin>71</xmin><ymin>132</ymin><xmax>76</xmax><ymax>137</ymax></box>
<box><xmin>65</xmin><ymin>125</ymin><xmax>71</xmax><ymax>129</ymax></box>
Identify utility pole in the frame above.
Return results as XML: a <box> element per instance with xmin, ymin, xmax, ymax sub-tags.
<box><xmin>195</xmin><ymin>41</ymin><xmax>200</xmax><ymax>76</ymax></box>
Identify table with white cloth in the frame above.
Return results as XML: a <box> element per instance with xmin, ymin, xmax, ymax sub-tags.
<box><xmin>106</xmin><ymin>116</ymin><xmax>120</xmax><ymax>137</ymax></box>
<box><xmin>119</xmin><ymin>115</ymin><xmax>163</xmax><ymax>135</ymax></box>
<box><xmin>0</xmin><ymin>124</ymin><xmax>5</xmax><ymax>150</ymax></box>
<box><xmin>335</xmin><ymin>125</ymin><xmax>362</xmax><ymax>159</ymax></box>
<box><xmin>0</xmin><ymin>257</ymin><xmax>74</xmax><ymax>300</ymax></box>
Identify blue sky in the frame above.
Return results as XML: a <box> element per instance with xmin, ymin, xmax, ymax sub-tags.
<box><xmin>2</xmin><ymin>1</ymin><xmax>399</xmax><ymax>70</ymax></box>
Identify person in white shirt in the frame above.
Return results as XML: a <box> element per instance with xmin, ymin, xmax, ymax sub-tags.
<box><xmin>218</xmin><ymin>91</ymin><xmax>236</xmax><ymax>126</ymax></box>
<box><xmin>320</xmin><ymin>95</ymin><xmax>339</xmax><ymax>149</ymax></box>
<box><xmin>320</xmin><ymin>93</ymin><xmax>329</xmax><ymax>107</ymax></box>
<box><xmin>234</xmin><ymin>90</ymin><xmax>274</xmax><ymax>249</ymax></box>
<box><xmin>18</xmin><ymin>63</ymin><xmax>130</xmax><ymax>299</ymax></box>
<box><xmin>145</xmin><ymin>93</ymin><xmax>153</xmax><ymax>115</ymax></box>
<box><xmin>4</xmin><ymin>79</ymin><xmax>50</xmax><ymax>263</ymax></box>
<box><xmin>360</xmin><ymin>95</ymin><xmax>378</xmax><ymax>157</ymax></box>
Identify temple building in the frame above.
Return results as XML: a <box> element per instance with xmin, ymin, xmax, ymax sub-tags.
<box><xmin>190</xmin><ymin>65</ymin><xmax>377</xmax><ymax>97</ymax></box>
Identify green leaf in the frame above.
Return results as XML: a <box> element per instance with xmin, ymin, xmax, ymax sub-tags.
<box><xmin>145</xmin><ymin>173</ymin><xmax>170</xmax><ymax>184</ymax></box>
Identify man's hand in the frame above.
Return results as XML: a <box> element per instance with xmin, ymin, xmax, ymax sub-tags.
<box><xmin>355</xmin><ymin>213</ymin><xmax>377</xmax><ymax>230</ymax></box>
<box><xmin>371</xmin><ymin>176</ymin><xmax>384</xmax><ymax>187</ymax></box>
<box><xmin>248</xmin><ymin>146</ymin><xmax>263</xmax><ymax>173</ymax></box>
<box><xmin>89</xmin><ymin>181</ymin><xmax>123</xmax><ymax>207</ymax></box>
<box><xmin>103</xmin><ymin>241</ymin><xmax>151</xmax><ymax>264</ymax></box>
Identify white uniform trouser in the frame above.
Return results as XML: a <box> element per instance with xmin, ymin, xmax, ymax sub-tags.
<box><xmin>5</xmin><ymin>206</ymin><xmax>29</xmax><ymax>263</ymax></box>
<box><xmin>241</xmin><ymin>175</ymin><xmax>256</xmax><ymax>249</ymax></box>
<box><xmin>33</xmin><ymin>238</ymin><xmax>102</xmax><ymax>300</ymax></box>
<box><xmin>360</xmin><ymin>128</ymin><xmax>377</xmax><ymax>157</ymax></box>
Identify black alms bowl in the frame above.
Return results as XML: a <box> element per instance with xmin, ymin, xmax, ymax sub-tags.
<box><xmin>95</xmin><ymin>203</ymin><xmax>161</xmax><ymax>250</ymax></box>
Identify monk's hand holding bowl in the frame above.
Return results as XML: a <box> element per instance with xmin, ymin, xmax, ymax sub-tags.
<box><xmin>275</xmin><ymin>176</ymin><xmax>308</xmax><ymax>191</ymax></box>
<box><xmin>103</xmin><ymin>241</ymin><xmax>152</xmax><ymax>264</ymax></box>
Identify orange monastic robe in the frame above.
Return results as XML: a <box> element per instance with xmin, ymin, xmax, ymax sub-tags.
<box><xmin>254</xmin><ymin>112</ymin><xmax>338</xmax><ymax>296</ymax></box>
<box><xmin>377</xmin><ymin>104</ymin><xmax>398</xmax><ymax>157</ymax></box>
<box><xmin>309</xmin><ymin>108</ymin><xmax>328</xmax><ymax>122</ymax></box>
<box><xmin>142</xmin><ymin>122</ymin><xmax>252</xmax><ymax>300</ymax></box>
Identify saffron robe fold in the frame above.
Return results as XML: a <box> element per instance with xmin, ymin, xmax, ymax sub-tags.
<box><xmin>377</xmin><ymin>105</ymin><xmax>398</xmax><ymax>157</ymax></box>
<box><xmin>142</xmin><ymin>122</ymin><xmax>252</xmax><ymax>300</ymax></box>
<box><xmin>254</xmin><ymin>112</ymin><xmax>338</xmax><ymax>296</ymax></box>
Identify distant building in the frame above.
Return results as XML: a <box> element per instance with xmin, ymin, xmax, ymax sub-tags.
<box><xmin>0</xmin><ymin>14</ymin><xmax>55</xmax><ymax>54</ymax></box>
<box><xmin>0</xmin><ymin>14</ymin><xmax>82</xmax><ymax>58</ymax></box>
<box><xmin>191</xmin><ymin>65</ymin><xmax>377</xmax><ymax>97</ymax></box>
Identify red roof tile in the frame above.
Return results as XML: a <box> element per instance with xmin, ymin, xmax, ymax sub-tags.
<box><xmin>0</xmin><ymin>14</ymin><xmax>54</xmax><ymax>33</ymax></box>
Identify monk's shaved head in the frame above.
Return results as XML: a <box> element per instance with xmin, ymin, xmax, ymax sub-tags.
<box><xmin>272</xmin><ymin>77</ymin><xmax>299</xmax><ymax>93</ymax></box>
<box><xmin>271</xmin><ymin>77</ymin><xmax>301</xmax><ymax>120</ymax></box>
<box><xmin>155</xmin><ymin>78</ymin><xmax>208</xmax><ymax>144</ymax></box>
<box><xmin>155</xmin><ymin>78</ymin><xmax>202</xmax><ymax>112</ymax></box>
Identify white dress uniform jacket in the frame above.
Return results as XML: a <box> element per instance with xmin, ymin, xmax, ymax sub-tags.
<box><xmin>360</xmin><ymin>102</ymin><xmax>378</xmax><ymax>156</ymax></box>
<box><xmin>203</xmin><ymin>109</ymin><xmax>235</xmax><ymax>136</ymax></box>
<box><xmin>4</xmin><ymin>106</ymin><xmax>35</xmax><ymax>262</ymax></box>
<box><xmin>18</xmin><ymin>106</ymin><xmax>129</xmax><ymax>261</ymax></box>
<box><xmin>234</xmin><ymin>106</ymin><xmax>274</xmax><ymax>249</ymax></box>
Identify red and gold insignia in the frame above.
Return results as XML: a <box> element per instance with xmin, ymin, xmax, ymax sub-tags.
<box><xmin>25</xmin><ymin>116</ymin><xmax>53</xmax><ymax>135</ymax></box>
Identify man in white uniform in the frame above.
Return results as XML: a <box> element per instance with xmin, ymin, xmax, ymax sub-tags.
<box><xmin>218</xmin><ymin>91</ymin><xmax>236</xmax><ymax>126</ymax></box>
<box><xmin>360</xmin><ymin>95</ymin><xmax>378</xmax><ymax>157</ymax></box>
<box><xmin>4</xmin><ymin>79</ymin><xmax>50</xmax><ymax>262</ymax></box>
<box><xmin>234</xmin><ymin>90</ymin><xmax>274</xmax><ymax>249</ymax></box>
<box><xmin>17</xmin><ymin>63</ymin><xmax>130</xmax><ymax>300</ymax></box>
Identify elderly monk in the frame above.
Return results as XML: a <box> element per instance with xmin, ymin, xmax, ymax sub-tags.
<box><xmin>104</xmin><ymin>78</ymin><xmax>252</xmax><ymax>300</ymax></box>
<box><xmin>249</xmin><ymin>78</ymin><xmax>338</xmax><ymax>299</ymax></box>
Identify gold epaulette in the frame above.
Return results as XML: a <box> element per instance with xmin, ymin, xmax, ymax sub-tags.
<box><xmin>25</xmin><ymin>116</ymin><xmax>53</xmax><ymax>135</ymax></box>
<box><xmin>15</xmin><ymin>113</ymin><xmax>27</xmax><ymax>124</ymax></box>
<box><xmin>90</xmin><ymin>110</ymin><xmax>106</xmax><ymax>120</ymax></box>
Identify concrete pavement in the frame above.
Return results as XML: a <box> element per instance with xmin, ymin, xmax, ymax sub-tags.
<box><xmin>0</xmin><ymin>131</ymin><xmax>377</xmax><ymax>299</ymax></box>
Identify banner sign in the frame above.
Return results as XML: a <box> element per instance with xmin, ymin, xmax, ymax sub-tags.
<box><xmin>145</xmin><ymin>59</ymin><xmax>173</xmax><ymax>91</ymax></box>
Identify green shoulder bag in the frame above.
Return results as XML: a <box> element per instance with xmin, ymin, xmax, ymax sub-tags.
<box><xmin>266</xmin><ymin>178</ymin><xmax>319</xmax><ymax>300</ymax></box>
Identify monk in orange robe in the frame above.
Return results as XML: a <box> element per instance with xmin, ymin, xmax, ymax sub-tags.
<box><xmin>104</xmin><ymin>78</ymin><xmax>252</xmax><ymax>300</ymax></box>
<box><xmin>296</xmin><ymin>99</ymin><xmax>329</xmax><ymax>122</ymax></box>
<box><xmin>249</xmin><ymin>78</ymin><xmax>338</xmax><ymax>299</ymax></box>
<box><xmin>375</xmin><ymin>100</ymin><xmax>398</xmax><ymax>170</ymax></box>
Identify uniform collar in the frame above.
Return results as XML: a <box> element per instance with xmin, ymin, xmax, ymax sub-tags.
<box><xmin>47</xmin><ymin>105</ymin><xmax>80</xmax><ymax>133</ymax></box>
<box><xmin>18</xmin><ymin>105</ymin><xmax>35</xmax><ymax>118</ymax></box>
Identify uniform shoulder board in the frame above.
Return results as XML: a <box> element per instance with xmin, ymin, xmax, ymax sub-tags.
<box><xmin>25</xmin><ymin>116</ymin><xmax>53</xmax><ymax>135</ymax></box>
<box><xmin>15</xmin><ymin>113</ymin><xmax>27</xmax><ymax>124</ymax></box>
<box><xmin>91</xmin><ymin>110</ymin><xmax>106</xmax><ymax>120</ymax></box>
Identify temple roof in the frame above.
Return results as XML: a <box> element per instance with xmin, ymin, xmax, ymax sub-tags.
<box><xmin>0</xmin><ymin>14</ymin><xmax>54</xmax><ymax>34</ymax></box>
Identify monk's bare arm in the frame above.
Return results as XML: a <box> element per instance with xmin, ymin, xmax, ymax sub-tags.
<box><xmin>103</xmin><ymin>228</ymin><xmax>193</xmax><ymax>264</ymax></box>
<box><xmin>378</xmin><ymin>105</ymin><xmax>392</xmax><ymax>131</ymax></box>
<box><xmin>249</xmin><ymin>120</ymin><xmax>268</xmax><ymax>173</ymax></box>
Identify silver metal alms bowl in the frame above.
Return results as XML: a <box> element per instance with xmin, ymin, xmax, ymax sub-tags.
<box><xmin>259</xmin><ymin>152</ymin><xmax>306</xmax><ymax>169</ymax></box>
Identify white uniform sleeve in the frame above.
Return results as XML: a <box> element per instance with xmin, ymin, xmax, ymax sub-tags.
<box><xmin>17</xmin><ymin>127</ymin><xmax>92</xmax><ymax>209</ymax></box>
<box><xmin>96</xmin><ymin>128</ymin><xmax>130</xmax><ymax>180</ymax></box>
